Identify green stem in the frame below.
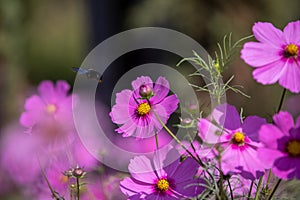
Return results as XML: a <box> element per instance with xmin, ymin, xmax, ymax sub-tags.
<box><xmin>268</xmin><ymin>179</ymin><xmax>282</xmax><ymax>200</ymax></box>
<box><xmin>155</xmin><ymin>132</ymin><xmax>159</xmax><ymax>149</ymax></box>
<box><xmin>76</xmin><ymin>177</ymin><xmax>80</xmax><ymax>200</ymax></box>
<box><xmin>248</xmin><ymin>180</ymin><xmax>254</xmax><ymax>199</ymax></box>
<box><xmin>227</xmin><ymin>178</ymin><xmax>233</xmax><ymax>200</ymax></box>
<box><xmin>254</xmin><ymin>176</ymin><xmax>263</xmax><ymax>200</ymax></box>
<box><xmin>276</xmin><ymin>88</ymin><xmax>286</xmax><ymax>113</ymax></box>
<box><xmin>152</xmin><ymin>110</ymin><xmax>204</xmax><ymax>166</ymax></box>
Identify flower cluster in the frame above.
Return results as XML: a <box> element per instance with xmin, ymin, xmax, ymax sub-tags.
<box><xmin>1</xmin><ymin>19</ymin><xmax>300</xmax><ymax>200</ymax></box>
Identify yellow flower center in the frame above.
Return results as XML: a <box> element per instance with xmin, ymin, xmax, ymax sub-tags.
<box><xmin>286</xmin><ymin>140</ymin><xmax>300</xmax><ymax>156</ymax></box>
<box><xmin>285</xmin><ymin>44</ymin><xmax>298</xmax><ymax>57</ymax></box>
<box><xmin>232</xmin><ymin>132</ymin><xmax>245</xmax><ymax>145</ymax></box>
<box><xmin>45</xmin><ymin>104</ymin><xmax>57</xmax><ymax>114</ymax></box>
<box><xmin>156</xmin><ymin>179</ymin><xmax>169</xmax><ymax>192</ymax></box>
<box><xmin>136</xmin><ymin>102</ymin><xmax>150</xmax><ymax>116</ymax></box>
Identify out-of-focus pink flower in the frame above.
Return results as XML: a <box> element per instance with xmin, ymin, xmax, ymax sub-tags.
<box><xmin>241</xmin><ymin>20</ymin><xmax>300</xmax><ymax>93</ymax></box>
<box><xmin>198</xmin><ymin>103</ymin><xmax>267</xmax><ymax>179</ymax></box>
<box><xmin>110</xmin><ymin>76</ymin><xmax>179</xmax><ymax>138</ymax></box>
<box><xmin>0</xmin><ymin>123</ymin><xmax>42</xmax><ymax>185</ymax></box>
<box><xmin>19</xmin><ymin>80</ymin><xmax>75</xmax><ymax>148</ymax></box>
<box><xmin>258</xmin><ymin>111</ymin><xmax>300</xmax><ymax>180</ymax></box>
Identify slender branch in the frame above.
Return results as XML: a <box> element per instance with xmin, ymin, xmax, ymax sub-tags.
<box><xmin>268</xmin><ymin>179</ymin><xmax>282</xmax><ymax>200</ymax></box>
<box><xmin>248</xmin><ymin>180</ymin><xmax>254</xmax><ymax>199</ymax></box>
<box><xmin>276</xmin><ymin>88</ymin><xmax>286</xmax><ymax>113</ymax></box>
<box><xmin>76</xmin><ymin>177</ymin><xmax>80</xmax><ymax>200</ymax></box>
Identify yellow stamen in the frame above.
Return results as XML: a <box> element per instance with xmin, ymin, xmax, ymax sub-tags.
<box><xmin>286</xmin><ymin>140</ymin><xmax>300</xmax><ymax>156</ymax></box>
<box><xmin>156</xmin><ymin>179</ymin><xmax>169</xmax><ymax>192</ymax></box>
<box><xmin>136</xmin><ymin>102</ymin><xmax>150</xmax><ymax>116</ymax></box>
<box><xmin>232</xmin><ymin>132</ymin><xmax>245</xmax><ymax>145</ymax></box>
<box><xmin>45</xmin><ymin>104</ymin><xmax>57</xmax><ymax>114</ymax></box>
<box><xmin>285</xmin><ymin>44</ymin><xmax>298</xmax><ymax>57</ymax></box>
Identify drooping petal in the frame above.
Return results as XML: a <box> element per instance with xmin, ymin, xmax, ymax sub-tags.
<box><xmin>241</xmin><ymin>42</ymin><xmax>282</xmax><ymax>67</ymax></box>
<box><xmin>273</xmin><ymin>111</ymin><xmax>295</xmax><ymax>134</ymax></box>
<box><xmin>213</xmin><ymin>104</ymin><xmax>241</xmax><ymax>130</ymax></box>
<box><xmin>278</xmin><ymin>60</ymin><xmax>300</xmax><ymax>93</ymax></box>
<box><xmin>252</xmin><ymin>22</ymin><xmax>284</xmax><ymax>47</ymax></box>
<box><xmin>151</xmin><ymin>77</ymin><xmax>170</xmax><ymax>104</ymax></box>
<box><xmin>242</xmin><ymin>116</ymin><xmax>266</xmax><ymax>142</ymax></box>
<box><xmin>296</xmin><ymin>115</ymin><xmax>300</xmax><ymax>128</ymax></box>
<box><xmin>252</xmin><ymin>60</ymin><xmax>286</xmax><ymax>84</ymax></box>
<box><xmin>283</xmin><ymin>20</ymin><xmax>300</xmax><ymax>44</ymax></box>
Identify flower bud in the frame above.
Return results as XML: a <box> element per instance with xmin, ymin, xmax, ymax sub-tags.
<box><xmin>139</xmin><ymin>84</ymin><xmax>153</xmax><ymax>98</ymax></box>
<box><xmin>72</xmin><ymin>166</ymin><xmax>85</xmax><ymax>178</ymax></box>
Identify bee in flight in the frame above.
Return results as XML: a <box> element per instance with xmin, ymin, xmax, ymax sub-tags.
<box><xmin>72</xmin><ymin>67</ymin><xmax>103</xmax><ymax>83</ymax></box>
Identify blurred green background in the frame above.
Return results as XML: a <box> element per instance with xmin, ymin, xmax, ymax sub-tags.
<box><xmin>0</xmin><ymin>0</ymin><xmax>300</xmax><ymax>199</ymax></box>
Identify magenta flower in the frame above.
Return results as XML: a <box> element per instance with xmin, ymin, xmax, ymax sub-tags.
<box><xmin>241</xmin><ymin>20</ymin><xmax>300</xmax><ymax>93</ymax></box>
<box><xmin>19</xmin><ymin>80</ymin><xmax>75</xmax><ymax>147</ymax></box>
<box><xmin>198</xmin><ymin>103</ymin><xmax>267</xmax><ymax>179</ymax></box>
<box><xmin>258</xmin><ymin>111</ymin><xmax>300</xmax><ymax>180</ymax></box>
<box><xmin>110</xmin><ymin>76</ymin><xmax>179</xmax><ymax>138</ymax></box>
<box><xmin>120</xmin><ymin>150</ymin><xmax>204</xmax><ymax>199</ymax></box>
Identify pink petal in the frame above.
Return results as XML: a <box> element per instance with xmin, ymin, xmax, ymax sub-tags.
<box><xmin>283</xmin><ymin>20</ymin><xmax>300</xmax><ymax>44</ymax></box>
<box><xmin>37</xmin><ymin>80</ymin><xmax>56</xmax><ymax>102</ymax></box>
<box><xmin>273</xmin><ymin>111</ymin><xmax>295</xmax><ymax>133</ymax></box>
<box><xmin>151</xmin><ymin>77</ymin><xmax>170</xmax><ymax>104</ymax></box>
<box><xmin>55</xmin><ymin>80</ymin><xmax>70</xmax><ymax>98</ymax></box>
<box><xmin>120</xmin><ymin>178</ymin><xmax>153</xmax><ymax>196</ymax></box>
<box><xmin>279</xmin><ymin>60</ymin><xmax>300</xmax><ymax>93</ymax></box>
<box><xmin>171</xmin><ymin>157</ymin><xmax>199</xmax><ymax>184</ymax></box>
<box><xmin>116</xmin><ymin>121</ymin><xmax>137</xmax><ymax>137</ymax></box>
<box><xmin>213</xmin><ymin>104</ymin><xmax>241</xmax><ymax>130</ymax></box>
<box><xmin>128</xmin><ymin>156</ymin><xmax>157</xmax><ymax>183</ymax></box>
<box><xmin>257</xmin><ymin>148</ymin><xmax>286</xmax><ymax>169</ymax></box>
<box><xmin>24</xmin><ymin>95</ymin><xmax>45</xmax><ymax>110</ymax></box>
<box><xmin>197</xmin><ymin>118</ymin><xmax>222</xmax><ymax>144</ymax></box>
<box><xmin>252</xmin><ymin>22</ymin><xmax>284</xmax><ymax>47</ymax></box>
<box><xmin>131</xmin><ymin>76</ymin><xmax>153</xmax><ymax>92</ymax></box>
<box><xmin>157</xmin><ymin>94</ymin><xmax>179</xmax><ymax>116</ymax></box>
<box><xmin>110</xmin><ymin>104</ymin><xmax>132</xmax><ymax>124</ymax></box>
<box><xmin>241</xmin><ymin>42</ymin><xmax>282</xmax><ymax>67</ymax></box>
<box><xmin>252</xmin><ymin>60</ymin><xmax>286</xmax><ymax>84</ymax></box>
<box><xmin>259</xmin><ymin>124</ymin><xmax>285</xmax><ymax>149</ymax></box>
<box><xmin>242</xmin><ymin>116</ymin><xmax>266</xmax><ymax>142</ymax></box>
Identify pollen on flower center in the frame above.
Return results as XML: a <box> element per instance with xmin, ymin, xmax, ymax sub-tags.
<box><xmin>232</xmin><ymin>132</ymin><xmax>245</xmax><ymax>145</ymax></box>
<box><xmin>286</xmin><ymin>140</ymin><xmax>300</xmax><ymax>156</ymax></box>
<box><xmin>285</xmin><ymin>44</ymin><xmax>298</xmax><ymax>57</ymax></box>
<box><xmin>45</xmin><ymin>104</ymin><xmax>57</xmax><ymax>114</ymax></box>
<box><xmin>136</xmin><ymin>102</ymin><xmax>150</xmax><ymax>116</ymax></box>
<box><xmin>156</xmin><ymin>179</ymin><xmax>169</xmax><ymax>192</ymax></box>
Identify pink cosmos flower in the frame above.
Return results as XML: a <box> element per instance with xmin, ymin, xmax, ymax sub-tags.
<box><xmin>120</xmin><ymin>149</ymin><xmax>204</xmax><ymax>199</ymax></box>
<box><xmin>19</xmin><ymin>80</ymin><xmax>75</xmax><ymax>147</ymax></box>
<box><xmin>110</xmin><ymin>76</ymin><xmax>179</xmax><ymax>138</ymax></box>
<box><xmin>198</xmin><ymin>103</ymin><xmax>267</xmax><ymax>179</ymax></box>
<box><xmin>258</xmin><ymin>111</ymin><xmax>300</xmax><ymax>180</ymax></box>
<box><xmin>241</xmin><ymin>20</ymin><xmax>300</xmax><ymax>93</ymax></box>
